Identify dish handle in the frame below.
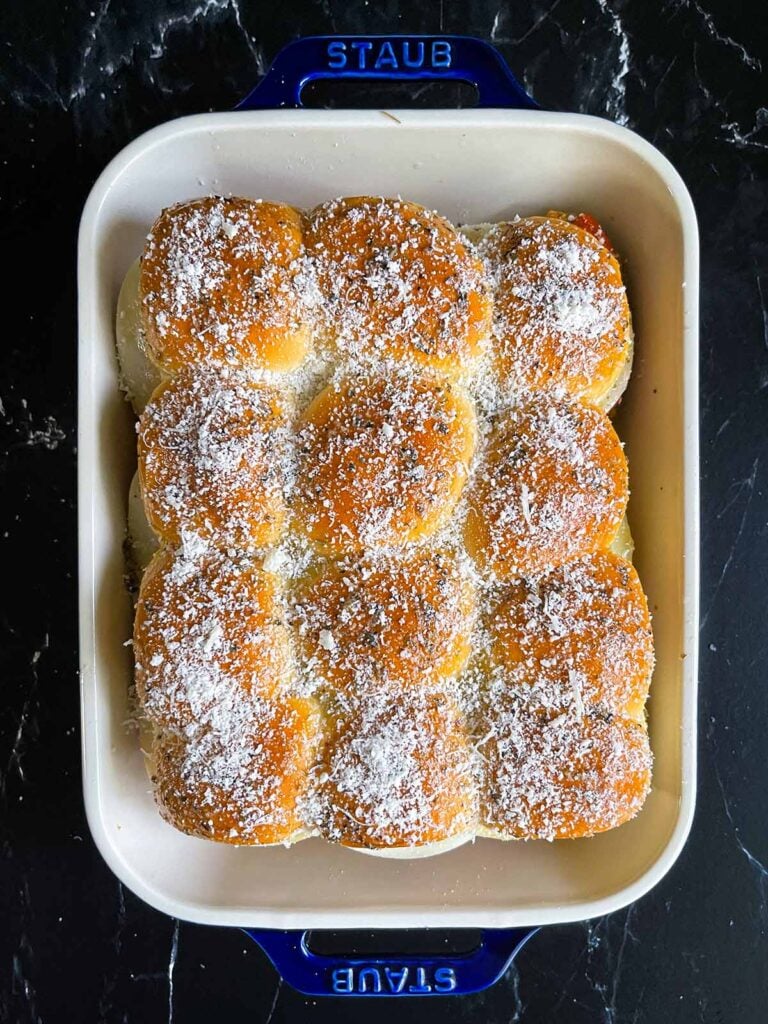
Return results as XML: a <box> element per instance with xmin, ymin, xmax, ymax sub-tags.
<box><xmin>243</xmin><ymin>927</ymin><xmax>538</xmax><ymax>997</ymax></box>
<box><xmin>236</xmin><ymin>35</ymin><xmax>537</xmax><ymax>110</ymax></box>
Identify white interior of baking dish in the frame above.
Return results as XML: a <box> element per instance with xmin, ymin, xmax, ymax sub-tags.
<box><xmin>78</xmin><ymin>109</ymin><xmax>699</xmax><ymax>927</ymax></box>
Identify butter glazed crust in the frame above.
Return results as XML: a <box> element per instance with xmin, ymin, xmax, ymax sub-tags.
<box><xmin>123</xmin><ymin>195</ymin><xmax>654</xmax><ymax>852</ymax></box>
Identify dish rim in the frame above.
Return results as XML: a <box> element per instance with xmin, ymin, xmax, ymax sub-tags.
<box><xmin>78</xmin><ymin>107</ymin><xmax>699</xmax><ymax>927</ymax></box>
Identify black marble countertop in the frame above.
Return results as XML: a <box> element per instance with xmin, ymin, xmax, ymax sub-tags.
<box><xmin>1</xmin><ymin>1</ymin><xmax>767</xmax><ymax>1021</ymax></box>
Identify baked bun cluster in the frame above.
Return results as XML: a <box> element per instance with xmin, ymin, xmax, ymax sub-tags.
<box><xmin>120</xmin><ymin>196</ymin><xmax>653</xmax><ymax>853</ymax></box>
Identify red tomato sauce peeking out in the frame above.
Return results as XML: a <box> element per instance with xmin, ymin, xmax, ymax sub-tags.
<box><xmin>546</xmin><ymin>210</ymin><xmax>615</xmax><ymax>253</ymax></box>
<box><xmin>570</xmin><ymin>213</ymin><xmax>615</xmax><ymax>253</ymax></box>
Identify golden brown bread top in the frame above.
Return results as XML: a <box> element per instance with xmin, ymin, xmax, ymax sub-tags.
<box><xmin>134</xmin><ymin>547</ymin><xmax>291</xmax><ymax>730</ymax></box>
<box><xmin>140</xmin><ymin>197</ymin><xmax>311</xmax><ymax>373</ymax></box>
<box><xmin>292</xmin><ymin>550</ymin><xmax>476</xmax><ymax>694</ymax></box>
<box><xmin>152</xmin><ymin>696</ymin><xmax>318</xmax><ymax>845</ymax></box>
<box><xmin>306</xmin><ymin>196</ymin><xmax>492</xmax><ymax>375</ymax></box>
<box><xmin>464</xmin><ymin>396</ymin><xmax>628</xmax><ymax>580</ymax></box>
<box><xmin>294</xmin><ymin>374</ymin><xmax>476</xmax><ymax>553</ymax></box>
<box><xmin>488</xmin><ymin>551</ymin><xmax>654</xmax><ymax>721</ymax></box>
<box><xmin>314</xmin><ymin>691</ymin><xmax>476</xmax><ymax>849</ymax></box>
<box><xmin>478</xmin><ymin>703</ymin><xmax>652</xmax><ymax>840</ymax></box>
<box><xmin>137</xmin><ymin>366</ymin><xmax>288</xmax><ymax>551</ymax></box>
<box><xmin>480</xmin><ymin>215</ymin><xmax>630</xmax><ymax>404</ymax></box>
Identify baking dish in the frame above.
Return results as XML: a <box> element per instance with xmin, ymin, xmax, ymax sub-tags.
<box><xmin>78</xmin><ymin>35</ymin><xmax>699</xmax><ymax>996</ymax></box>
